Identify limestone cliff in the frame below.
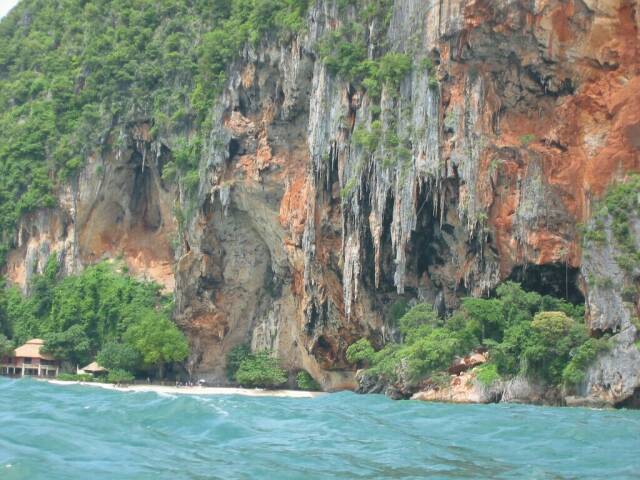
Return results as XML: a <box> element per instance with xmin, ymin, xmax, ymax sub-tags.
<box><xmin>3</xmin><ymin>0</ymin><xmax>639</xmax><ymax>403</ymax></box>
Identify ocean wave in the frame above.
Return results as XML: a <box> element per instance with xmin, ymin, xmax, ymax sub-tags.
<box><xmin>0</xmin><ymin>378</ymin><xmax>638</xmax><ymax>479</ymax></box>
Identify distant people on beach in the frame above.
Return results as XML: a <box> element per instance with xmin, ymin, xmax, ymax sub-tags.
<box><xmin>174</xmin><ymin>379</ymin><xmax>203</xmax><ymax>387</ymax></box>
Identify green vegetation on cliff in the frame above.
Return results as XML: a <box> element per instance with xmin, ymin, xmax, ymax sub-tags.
<box><xmin>583</xmin><ymin>174</ymin><xmax>640</xmax><ymax>276</ymax></box>
<box><xmin>316</xmin><ymin>0</ymin><xmax>432</xmax><ymax>189</ymax></box>
<box><xmin>0</xmin><ymin>0</ymin><xmax>309</xmax><ymax>265</ymax></box>
<box><xmin>348</xmin><ymin>282</ymin><xmax>605</xmax><ymax>391</ymax></box>
<box><xmin>296</xmin><ymin>370</ymin><xmax>320</xmax><ymax>390</ymax></box>
<box><xmin>0</xmin><ymin>257</ymin><xmax>188</xmax><ymax>377</ymax></box>
<box><xmin>235</xmin><ymin>351</ymin><xmax>287</xmax><ymax>388</ymax></box>
<box><xmin>345</xmin><ymin>338</ymin><xmax>376</xmax><ymax>366</ymax></box>
<box><xmin>225</xmin><ymin>344</ymin><xmax>289</xmax><ymax>388</ymax></box>
<box><xmin>0</xmin><ymin>0</ymin><xmax>420</xmax><ymax>265</ymax></box>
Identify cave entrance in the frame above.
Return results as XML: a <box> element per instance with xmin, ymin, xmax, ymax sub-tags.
<box><xmin>615</xmin><ymin>387</ymin><xmax>640</xmax><ymax>409</ymax></box>
<box><xmin>362</xmin><ymin>184</ymin><xmax>452</xmax><ymax>297</ymax></box>
<box><xmin>507</xmin><ymin>263</ymin><xmax>584</xmax><ymax>304</ymax></box>
<box><xmin>130</xmin><ymin>151</ymin><xmax>162</xmax><ymax>231</ymax></box>
<box><xmin>228</xmin><ymin>138</ymin><xmax>242</xmax><ymax>160</ymax></box>
<box><xmin>412</xmin><ymin>192</ymin><xmax>446</xmax><ymax>281</ymax></box>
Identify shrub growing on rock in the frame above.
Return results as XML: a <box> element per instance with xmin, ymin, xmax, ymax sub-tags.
<box><xmin>225</xmin><ymin>343</ymin><xmax>251</xmax><ymax>381</ymax></box>
<box><xmin>353</xmin><ymin>282</ymin><xmax>601</xmax><ymax>395</ymax></box>
<box><xmin>356</xmin><ymin>304</ymin><xmax>478</xmax><ymax>386</ymax></box>
<box><xmin>460</xmin><ymin>298</ymin><xmax>504</xmax><ymax>342</ymax></box>
<box><xmin>398</xmin><ymin>304</ymin><xmax>439</xmax><ymax>343</ymax></box>
<box><xmin>475</xmin><ymin>364</ymin><xmax>500</xmax><ymax>387</ymax></box>
<box><xmin>235</xmin><ymin>351</ymin><xmax>287</xmax><ymax>388</ymax></box>
<box><xmin>346</xmin><ymin>339</ymin><xmax>375</xmax><ymax>366</ymax></box>
<box><xmin>296</xmin><ymin>371</ymin><xmax>320</xmax><ymax>391</ymax></box>
<box><xmin>388</xmin><ymin>297</ymin><xmax>409</xmax><ymax>325</ymax></box>
<box><xmin>562</xmin><ymin>337</ymin><xmax>611</xmax><ymax>387</ymax></box>
<box><xmin>521</xmin><ymin>311</ymin><xmax>588</xmax><ymax>383</ymax></box>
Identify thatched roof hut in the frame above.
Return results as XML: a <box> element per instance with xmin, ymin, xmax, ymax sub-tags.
<box><xmin>14</xmin><ymin>339</ymin><xmax>56</xmax><ymax>361</ymax></box>
<box><xmin>80</xmin><ymin>361</ymin><xmax>108</xmax><ymax>374</ymax></box>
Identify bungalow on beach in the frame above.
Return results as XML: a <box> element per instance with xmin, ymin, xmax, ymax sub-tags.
<box><xmin>1</xmin><ymin>339</ymin><xmax>60</xmax><ymax>377</ymax></box>
<box><xmin>78</xmin><ymin>361</ymin><xmax>108</xmax><ymax>376</ymax></box>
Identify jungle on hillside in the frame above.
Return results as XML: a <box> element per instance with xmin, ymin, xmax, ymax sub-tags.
<box><xmin>346</xmin><ymin>282</ymin><xmax>610</xmax><ymax>399</ymax></box>
<box><xmin>0</xmin><ymin>257</ymin><xmax>188</xmax><ymax>380</ymax></box>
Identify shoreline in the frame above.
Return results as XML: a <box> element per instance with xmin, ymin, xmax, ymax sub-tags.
<box><xmin>44</xmin><ymin>379</ymin><xmax>326</xmax><ymax>398</ymax></box>
<box><xmin>32</xmin><ymin>379</ymin><xmax>624</xmax><ymax>408</ymax></box>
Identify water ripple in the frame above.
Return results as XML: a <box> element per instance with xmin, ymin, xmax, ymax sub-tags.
<box><xmin>0</xmin><ymin>378</ymin><xmax>638</xmax><ymax>479</ymax></box>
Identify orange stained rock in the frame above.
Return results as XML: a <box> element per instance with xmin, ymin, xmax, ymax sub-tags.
<box><xmin>279</xmin><ymin>176</ymin><xmax>308</xmax><ymax>237</ymax></box>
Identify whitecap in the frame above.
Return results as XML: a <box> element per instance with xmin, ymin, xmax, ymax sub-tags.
<box><xmin>156</xmin><ymin>392</ymin><xmax>178</xmax><ymax>399</ymax></box>
<box><xmin>211</xmin><ymin>405</ymin><xmax>229</xmax><ymax>417</ymax></box>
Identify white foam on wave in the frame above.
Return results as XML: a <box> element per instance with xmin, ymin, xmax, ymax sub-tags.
<box><xmin>42</xmin><ymin>379</ymin><xmax>325</xmax><ymax>399</ymax></box>
<box><xmin>211</xmin><ymin>404</ymin><xmax>229</xmax><ymax>416</ymax></box>
<box><xmin>156</xmin><ymin>392</ymin><xmax>178</xmax><ymax>399</ymax></box>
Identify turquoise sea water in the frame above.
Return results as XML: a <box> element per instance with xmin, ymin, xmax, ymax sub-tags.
<box><xmin>0</xmin><ymin>379</ymin><xmax>638</xmax><ymax>479</ymax></box>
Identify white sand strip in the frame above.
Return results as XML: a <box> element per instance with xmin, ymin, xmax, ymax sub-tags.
<box><xmin>45</xmin><ymin>379</ymin><xmax>325</xmax><ymax>398</ymax></box>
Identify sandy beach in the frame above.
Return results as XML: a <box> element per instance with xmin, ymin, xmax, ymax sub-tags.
<box><xmin>45</xmin><ymin>379</ymin><xmax>325</xmax><ymax>398</ymax></box>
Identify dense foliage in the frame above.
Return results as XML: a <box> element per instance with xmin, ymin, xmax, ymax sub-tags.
<box><xmin>0</xmin><ymin>258</ymin><xmax>188</xmax><ymax>377</ymax></box>
<box><xmin>226</xmin><ymin>345</ymin><xmax>287</xmax><ymax>388</ymax></box>
<box><xmin>57</xmin><ymin>373</ymin><xmax>94</xmax><ymax>382</ymax></box>
<box><xmin>235</xmin><ymin>351</ymin><xmax>287</xmax><ymax>388</ymax></box>
<box><xmin>345</xmin><ymin>338</ymin><xmax>375</xmax><ymax>366</ymax></box>
<box><xmin>296</xmin><ymin>370</ymin><xmax>320</xmax><ymax>391</ymax></box>
<box><xmin>106</xmin><ymin>368</ymin><xmax>136</xmax><ymax>384</ymax></box>
<box><xmin>96</xmin><ymin>341</ymin><xmax>142</xmax><ymax>373</ymax></box>
<box><xmin>583</xmin><ymin>174</ymin><xmax>640</xmax><ymax>281</ymax></box>
<box><xmin>225</xmin><ymin>343</ymin><xmax>252</xmax><ymax>381</ymax></box>
<box><xmin>0</xmin><ymin>0</ymin><xmax>309</xmax><ymax>265</ymax></box>
<box><xmin>123</xmin><ymin>309</ymin><xmax>189</xmax><ymax>377</ymax></box>
<box><xmin>348</xmin><ymin>282</ymin><xmax>605</xmax><ymax>390</ymax></box>
<box><xmin>0</xmin><ymin>334</ymin><xmax>13</xmax><ymax>357</ymax></box>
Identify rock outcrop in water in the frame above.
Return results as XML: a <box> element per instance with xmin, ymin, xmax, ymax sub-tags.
<box><xmin>2</xmin><ymin>0</ymin><xmax>639</xmax><ymax>405</ymax></box>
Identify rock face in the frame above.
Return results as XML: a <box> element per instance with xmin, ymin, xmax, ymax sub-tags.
<box><xmin>6</xmin><ymin>125</ymin><xmax>177</xmax><ymax>292</ymax></box>
<box><xmin>411</xmin><ymin>370</ymin><xmax>511</xmax><ymax>405</ymax></box>
<box><xmin>577</xmin><ymin>213</ymin><xmax>640</xmax><ymax>406</ymax></box>
<box><xmin>411</xmin><ymin>371</ymin><xmax>496</xmax><ymax>404</ymax></box>
<box><xmin>4</xmin><ymin>0</ymin><xmax>639</xmax><ymax>396</ymax></box>
<box><xmin>411</xmin><ymin>371</ymin><xmax>560</xmax><ymax>406</ymax></box>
